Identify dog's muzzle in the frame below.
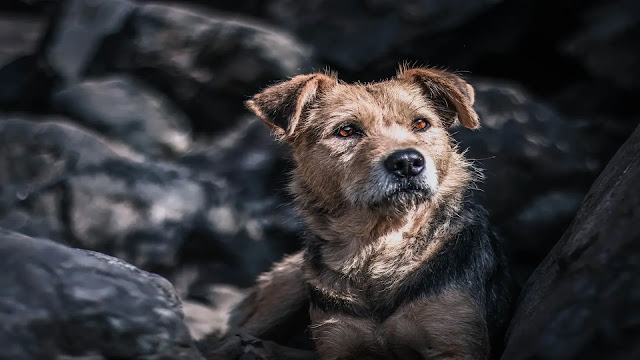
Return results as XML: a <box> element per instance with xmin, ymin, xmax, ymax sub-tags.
<box><xmin>346</xmin><ymin>148</ymin><xmax>439</xmax><ymax>209</ymax></box>
<box><xmin>364</xmin><ymin>148</ymin><xmax>439</xmax><ymax>208</ymax></box>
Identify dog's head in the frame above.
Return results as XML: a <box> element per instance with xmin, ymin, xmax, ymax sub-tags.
<box><xmin>246</xmin><ymin>67</ymin><xmax>478</xmax><ymax>216</ymax></box>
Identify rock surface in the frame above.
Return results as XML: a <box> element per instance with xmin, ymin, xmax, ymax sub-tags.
<box><xmin>260</xmin><ymin>0</ymin><xmax>501</xmax><ymax>71</ymax></box>
<box><xmin>0</xmin><ymin>228</ymin><xmax>203</xmax><ymax>360</ymax></box>
<box><xmin>91</xmin><ymin>2</ymin><xmax>315</xmax><ymax>132</ymax></box>
<box><xmin>0</xmin><ymin>115</ymin><xmax>301</xmax><ymax>304</ymax></box>
<box><xmin>53</xmin><ymin>76</ymin><xmax>193</xmax><ymax>157</ymax></box>
<box><xmin>501</xmin><ymin>125</ymin><xmax>640</xmax><ymax>360</ymax></box>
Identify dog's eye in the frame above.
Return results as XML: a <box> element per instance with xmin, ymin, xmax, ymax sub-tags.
<box><xmin>336</xmin><ymin>125</ymin><xmax>357</xmax><ymax>138</ymax></box>
<box><xmin>412</xmin><ymin>119</ymin><xmax>431</xmax><ymax>132</ymax></box>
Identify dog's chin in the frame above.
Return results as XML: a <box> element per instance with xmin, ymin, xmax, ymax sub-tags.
<box><xmin>369</xmin><ymin>187</ymin><xmax>434</xmax><ymax>212</ymax></box>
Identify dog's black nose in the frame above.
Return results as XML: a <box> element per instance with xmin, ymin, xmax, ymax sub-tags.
<box><xmin>384</xmin><ymin>149</ymin><xmax>425</xmax><ymax>178</ymax></box>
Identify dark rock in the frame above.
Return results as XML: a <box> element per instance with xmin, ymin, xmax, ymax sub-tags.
<box><xmin>562</xmin><ymin>0</ymin><xmax>640</xmax><ymax>91</ymax></box>
<box><xmin>454</xmin><ymin>80</ymin><xmax>613</xmax><ymax>280</ymax></box>
<box><xmin>42</xmin><ymin>0</ymin><xmax>136</xmax><ymax>83</ymax></box>
<box><xmin>0</xmin><ymin>0</ymin><xmax>58</xmax><ymax>14</ymax></box>
<box><xmin>0</xmin><ymin>14</ymin><xmax>45</xmax><ymax>66</ymax></box>
<box><xmin>91</xmin><ymin>3</ymin><xmax>315</xmax><ymax>132</ymax></box>
<box><xmin>0</xmin><ymin>12</ymin><xmax>50</xmax><ymax>112</ymax></box>
<box><xmin>0</xmin><ymin>229</ymin><xmax>203</xmax><ymax>360</ymax></box>
<box><xmin>0</xmin><ymin>116</ymin><xmax>207</xmax><ymax>269</ymax></box>
<box><xmin>0</xmin><ymin>54</ymin><xmax>55</xmax><ymax>113</ymax></box>
<box><xmin>261</xmin><ymin>0</ymin><xmax>502</xmax><ymax>71</ymax></box>
<box><xmin>501</xmin><ymin>124</ymin><xmax>640</xmax><ymax>360</ymax></box>
<box><xmin>0</xmin><ymin>116</ymin><xmax>302</xmax><ymax>304</ymax></box>
<box><xmin>178</xmin><ymin>116</ymin><xmax>292</xmax><ymax>200</ymax></box>
<box><xmin>176</xmin><ymin>119</ymin><xmax>304</xmax><ymax>302</ymax></box>
<box><xmin>53</xmin><ymin>76</ymin><xmax>193</xmax><ymax>157</ymax></box>
<box><xmin>0</xmin><ymin>116</ymin><xmax>141</xmax><ymax>216</ymax></box>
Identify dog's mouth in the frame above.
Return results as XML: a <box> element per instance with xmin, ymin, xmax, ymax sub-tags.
<box><xmin>385</xmin><ymin>184</ymin><xmax>432</xmax><ymax>200</ymax></box>
<box><xmin>370</xmin><ymin>180</ymin><xmax>434</xmax><ymax>209</ymax></box>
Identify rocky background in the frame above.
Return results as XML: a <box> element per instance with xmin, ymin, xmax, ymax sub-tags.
<box><xmin>0</xmin><ymin>0</ymin><xmax>638</xmax><ymax>359</ymax></box>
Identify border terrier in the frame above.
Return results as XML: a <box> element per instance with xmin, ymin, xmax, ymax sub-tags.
<box><xmin>225</xmin><ymin>67</ymin><xmax>518</xmax><ymax>360</ymax></box>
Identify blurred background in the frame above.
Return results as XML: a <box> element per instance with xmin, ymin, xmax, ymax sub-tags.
<box><xmin>0</xmin><ymin>0</ymin><xmax>638</xmax><ymax>354</ymax></box>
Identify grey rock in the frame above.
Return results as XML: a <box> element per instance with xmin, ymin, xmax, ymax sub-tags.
<box><xmin>0</xmin><ymin>14</ymin><xmax>44</xmax><ymax>67</ymax></box>
<box><xmin>501</xmin><ymin>124</ymin><xmax>640</xmax><ymax>359</ymax></box>
<box><xmin>43</xmin><ymin>0</ymin><xmax>136</xmax><ymax>83</ymax></box>
<box><xmin>0</xmin><ymin>116</ymin><xmax>209</xmax><ymax>269</ymax></box>
<box><xmin>562</xmin><ymin>0</ymin><xmax>640</xmax><ymax>90</ymax></box>
<box><xmin>0</xmin><ymin>116</ymin><xmax>302</xmax><ymax>299</ymax></box>
<box><xmin>94</xmin><ymin>3</ymin><xmax>315</xmax><ymax>132</ymax></box>
<box><xmin>263</xmin><ymin>0</ymin><xmax>502</xmax><ymax>71</ymax></box>
<box><xmin>0</xmin><ymin>229</ymin><xmax>204</xmax><ymax>360</ymax></box>
<box><xmin>0</xmin><ymin>116</ymin><xmax>141</xmax><ymax>214</ymax></box>
<box><xmin>53</xmin><ymin>76</ymin><xmax>193</xmax><ymax>157</ymax></box>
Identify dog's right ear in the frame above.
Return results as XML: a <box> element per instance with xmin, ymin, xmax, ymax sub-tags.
<box><xmin>246</xmin><ymin>73</ymin><xmax>336</xmax><ymax>140</ymax></box>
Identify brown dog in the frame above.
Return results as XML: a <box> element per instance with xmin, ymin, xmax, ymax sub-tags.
<box><xmin>224</xmin><ymin>67</ymin><xmax>518</xmax><ymax>360</ymax></box>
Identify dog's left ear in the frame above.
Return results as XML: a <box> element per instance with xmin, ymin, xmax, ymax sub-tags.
<box><xmin>398</xmin><ymin>68</ymin><xmax>479</xmax><ymax>129</ymax></box>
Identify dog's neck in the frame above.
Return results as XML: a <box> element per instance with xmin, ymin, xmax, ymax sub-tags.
<box><xmin>294</xmin><ymin>151</ymin><xmax>475</xmax><ymax>279</ymax></box>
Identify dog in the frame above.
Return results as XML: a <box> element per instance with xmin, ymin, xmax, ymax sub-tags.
<box><xmin>221</xmin><ymin>67</ymin><xmax>518</xmax><ymax>360</ymax></box>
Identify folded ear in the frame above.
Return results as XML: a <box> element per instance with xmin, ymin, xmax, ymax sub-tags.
<box><xmin>397</xmin><ymin>68</ymin><xmax>479</xmax><ymax>129</ymax></box>
<box><xmin>246</xmin><ymin>73</ymin><xmax>337</xmax><ymax>140</ymax></box>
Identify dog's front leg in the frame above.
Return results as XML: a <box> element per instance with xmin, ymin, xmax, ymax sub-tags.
<box><xmin>228</xmin><ymin>251</ymin><xmax>310</xmax><ymax>342</ymax></box>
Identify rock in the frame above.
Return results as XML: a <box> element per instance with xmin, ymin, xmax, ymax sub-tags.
<box><xmin>0</xmin><ymin>14</ymin><xmax>45</xmax><ymax>66</ymax></box>
<box><xmin>261</xmin><ymin>0</ymin><xmax>502</xmax><ymax>71</ymax></box>
<box><xmin>53</xmin><ymin>76</ymin><xmax>193</xmax><ymax>157</ymax></box>
<box><xmin>452</xmin><ymin>80</ymin><xmax>618</xmax><ymax>280</ymax></box>
<box><xmin>0</xmin><ymin>116</ymin><xmax>206</xmax><ymax>269</ymax></box>
<box><xmin>0</xmin><ymin>54</ymin><xmax>55</xmax><ymax>113</ymax></box>
<box><xmin>0</xmin><ymin>116</ymin><xmax>302</xmax><ymax>305</ymax></box>
<box><xmin>178</xmin><ymin>116</ymin><xmax>292</xmax><ymax>201</ymax></box>
<box><xmin>0</xmin><ymin>116</ymin><xmax>141</xmax><ymax>215</ymax></box>
<box><xmin>0</xmin><ymin>228</ymin><xmax>203</xmax><ymax>360</ymax></box>
<box><xmin>177</xmin><ymin>117</ymin><xmax>303</xmax><ymax>289</ymax></box>
<box><xmin>562</xmin><ymin>0</ymin><xmax>640</xmax><ymax>91</ymax></box>
<box><xmin>501</xmin><ymin>124</ymin><xmax>640</xmax><ymax>360</ymax></box>
<box><xmin>91</xmin><ymin>2</ymin><xmax>315</xmax><ymax>132</ymax></box>
<box><xmin>42</xmin><ymin>0</ymin><xmax>136</xmax><ymax>83</ymax></box>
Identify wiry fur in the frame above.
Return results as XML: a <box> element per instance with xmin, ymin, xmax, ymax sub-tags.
<box><xmin>227</xmin><ymin>67</ymin><xmax>518</xmax><ymax>360</ymax></box>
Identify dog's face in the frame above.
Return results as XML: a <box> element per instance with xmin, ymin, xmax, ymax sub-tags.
<box><xmin>247</xmin><ymin>68</ymin><xmax>479</xmax><ymax>215</ymax></box>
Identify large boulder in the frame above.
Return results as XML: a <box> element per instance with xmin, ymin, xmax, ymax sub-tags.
<box><xmin>501</xmin><ymin>124</ymin><xmax>640</xmax><ymax>359</ymax></box>
<box><xmin>53</xmin><ymin>76</ymin><xmax>193</xmax><ymax>157</ymax></box>
<box><xmin>0</xmin><ymin>229</ymin><xmax>203</xmax><ymax>360</ymax></box>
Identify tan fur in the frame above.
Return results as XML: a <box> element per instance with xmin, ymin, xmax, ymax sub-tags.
<box><xmin>310</xmin><ymin>289</ymin><xmax>488</xmax><ymax>360</ymax></box>
<box><xmin>384</xmin><ymin>289</ymin><xmax>489</xmax><ymax>360</ymax></box>
<box><xmin>238</xmin><ymin>67</ymin><xmax>495</xmax><ymax>359</ymax></box>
